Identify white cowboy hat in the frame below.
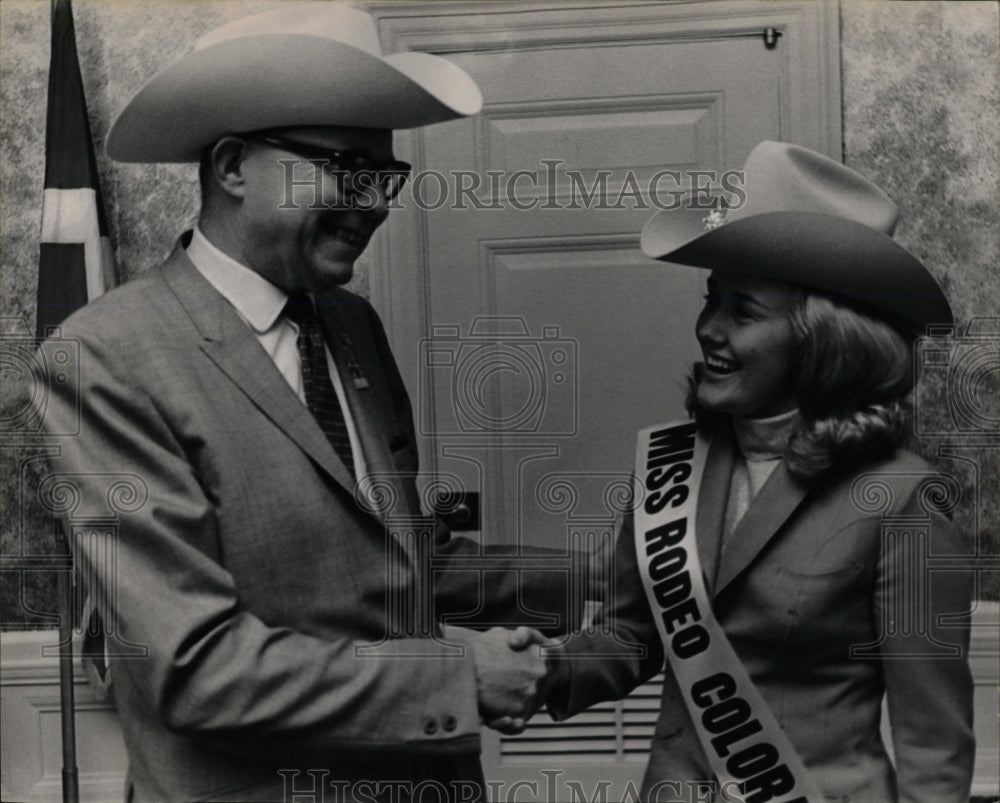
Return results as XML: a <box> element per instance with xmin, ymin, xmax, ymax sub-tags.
<box><xmin>640</xmin><ymin>141</ymin><xmax>953</xmax><ymax>332</ymax></box>
<box><xmin>106</xmin><ymin>3</ymin><xmax>483</xmax><ymax>163</ymax></box>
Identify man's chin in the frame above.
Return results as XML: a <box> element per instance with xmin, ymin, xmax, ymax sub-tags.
<box><xmin>308</xmin><ymin>258</ymin><xmax>355</xmax><ymax>290</ymax></box>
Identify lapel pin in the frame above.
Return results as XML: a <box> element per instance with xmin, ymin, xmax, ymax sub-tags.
<box><xmin>338</xmin><ymin>332</ymin><xmax>370</xmax><ymax>390</ymax></box>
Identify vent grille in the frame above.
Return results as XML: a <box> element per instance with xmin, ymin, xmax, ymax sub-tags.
<box><xmin>500</xmin><ymin>673</ymin><xmax>663</xmax><ymax>762</ymax></box>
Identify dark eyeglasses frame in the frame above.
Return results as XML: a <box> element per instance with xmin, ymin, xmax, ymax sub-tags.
<box><xmin>256</xmin><ymin>134</ymin><xmax>412</xmax><ymax>201</ymax></box>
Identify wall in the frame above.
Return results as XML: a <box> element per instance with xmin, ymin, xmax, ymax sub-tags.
<box><xmin>841</xmin><ymin>0</ymin><xmax>1000</xmax><ymax>598</ymax></box>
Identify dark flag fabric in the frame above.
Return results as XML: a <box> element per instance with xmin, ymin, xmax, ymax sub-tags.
<box><xmin>36</xmin><ymin>0</ymin><xmax>116</xmax><ymax>340</ymax></box>
<box><xmin>36</xmin><ymin>0</ymin><xmax>117</xmax><ymax>699</ymax></box>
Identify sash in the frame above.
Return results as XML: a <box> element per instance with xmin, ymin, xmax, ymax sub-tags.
<box><xmin>633</xmin><ymin>421</ymin><xmax>822</xmax><ymax>803</ymax></box>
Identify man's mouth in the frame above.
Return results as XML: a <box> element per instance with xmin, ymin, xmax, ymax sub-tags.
<box><xmin>703</xmin><ymin>354</ymin><xmax>739</xmax><ymax>375</ymax></box>
<box><xmin>327</xmin><ymin>223</ymin><xmax>368</xmax><ymax>249</ymax></box>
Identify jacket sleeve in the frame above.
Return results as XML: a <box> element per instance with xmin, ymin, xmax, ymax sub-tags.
<box><xmin>546</xmin><ymin>513</ymin><xmax>664</xmax><ymax>720</ymax></box>
<box><xmin>37</xmin><ymin>330</ymin><xmax>482</xmax><ymax>767</ymax></box>
<box><xmin>364</xmin><ymin>301</ymin><xmax>585</xmax><ymax>635</ymax></box>
<box><xmin>876</xmin><ymin>485</ymin><xmax>975</xmax><ymax>803</ymax></box>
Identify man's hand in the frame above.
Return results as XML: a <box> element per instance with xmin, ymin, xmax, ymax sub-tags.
<box><xmin>467</xmin><ymin>626</ymin><xmax>551</xmax><ymax>735</ymax></box>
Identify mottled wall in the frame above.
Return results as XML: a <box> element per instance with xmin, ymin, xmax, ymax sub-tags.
<box><xmin>2</xmin><ymin>1</ymin><xmax>998</xmax><ymax>625</ymax></box>
<box><xmin>843</xmin><ymin>1</ymin><xmax>998</xmax><ymax>318</ymax></box>
<box><xmin>842</xmin><ymin>0</ymin><xmax>999</xmax><ymax>598</ymax></box>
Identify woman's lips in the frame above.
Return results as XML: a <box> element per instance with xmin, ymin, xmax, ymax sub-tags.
<box><xmin>703</xmin><ymin>353</ymin><xmax>739</xmax><ymax>375</ymax></box>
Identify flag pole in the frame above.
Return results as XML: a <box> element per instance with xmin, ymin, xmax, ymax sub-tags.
<box><xmin>47</xmin><ymin>0</ymin><xmax>81</xmax><ymax>795</ymax></box>
<box><xmin>40</xmin><ymin>0</ymin><xmax>118</xmax><ymax>795</ymax></box>
<box><xmin>58</xmin><ymin>556</ymin><xmax>80</xmax><ymax>803</ymax></box>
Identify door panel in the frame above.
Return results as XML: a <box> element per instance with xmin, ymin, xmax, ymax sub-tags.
<box><xmin>404</xmin><ymin>26</ymin><xmax>782</xmax><ymax>547</ymax></box>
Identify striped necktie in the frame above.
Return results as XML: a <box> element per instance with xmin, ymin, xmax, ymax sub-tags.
<box><xmin>284</xmin><ymin>293</ymin><xmax>355</xmax><ymax>478</ymax></box>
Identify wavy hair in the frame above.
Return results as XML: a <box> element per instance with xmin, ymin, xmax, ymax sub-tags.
<box><xmin>688</xmin><ymin>294</ymin><xmax>914</xmax><ymax>481</ymax></box>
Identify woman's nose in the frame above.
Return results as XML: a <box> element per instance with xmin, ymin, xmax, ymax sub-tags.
<box><xmin>696</xmin><ymin>306</ymin><xmax>727</xmax><ymax>345</ymax></box>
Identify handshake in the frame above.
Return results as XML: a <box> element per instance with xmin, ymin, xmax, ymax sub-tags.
<box><xmin>449</xmin><ymin>538</ymin><xmax>613</xmax><ymax>735</ymax></box>
<box><xmin>458</xmin><ymin>626</ymin><xmax>560</xmax><ymax>736</ymax></box>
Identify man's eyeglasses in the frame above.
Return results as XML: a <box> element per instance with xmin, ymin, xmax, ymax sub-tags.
<box><xmin>256</xmin><ymin>135</ymin><xmax>412</xmax><ymax>201</ymax></box>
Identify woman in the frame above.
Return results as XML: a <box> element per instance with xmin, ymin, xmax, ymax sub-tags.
<box><xmin>542</xmin><ymin>142</ymin><xmax>975</xmax><ymax>803</ymax></box>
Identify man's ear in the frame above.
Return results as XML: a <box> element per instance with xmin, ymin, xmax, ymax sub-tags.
<box><xmin>207</xmin><ymin>136</ymin><xmax>251</xmax><ymax>200</ymax></box>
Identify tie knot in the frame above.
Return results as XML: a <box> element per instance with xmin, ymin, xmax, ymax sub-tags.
<box><xmin>284</xmin><ymin>293</ymin><xmax>316</xmax><ymax>327</ymax></box>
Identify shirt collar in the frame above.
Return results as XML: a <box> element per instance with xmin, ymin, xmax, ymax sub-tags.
<box><xmin>185</xmin><ymin>226</ymin><xmax>288</xmax><ymax>334</ymax></box>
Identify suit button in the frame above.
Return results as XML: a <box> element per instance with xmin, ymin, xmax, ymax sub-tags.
<box><xmin>423</xmin><ymin>717</ymin><xmax>438</xmax><ymax>735</ymax></box>
<box><xmin>443</xmin><ymin>715</ymin><xmax>457</xmax><ymax>732</ymax></box>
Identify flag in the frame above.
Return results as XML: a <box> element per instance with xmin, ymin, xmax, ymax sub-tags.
<box><xmin>36</xmin><ymin>0</ymin><xmax>116</xmax><ymax>703</ymax></box>
<box><xmin>36</xmin><ymin>0</ymin><xmax>116</xmax><ymax>340</ymax></box>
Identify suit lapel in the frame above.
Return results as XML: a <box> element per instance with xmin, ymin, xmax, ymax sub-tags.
<box><xmin>696</xmin><ymin>430</ymin><xmax>736</xmax><ymax>597</ymax></box>
<box><xmin>713</xmin><ymin>454</ymin><xmax>812</xmax><ymax>596</ymax></box>
<box><xmin>160</xmin><ymin>245</ymin><xmax>357</xmax><ymax>496</ymax></box>
<box><xmin>318</xmin><ymin>298</ymin><xmax>431</xmax><ymax>621</ymax></box>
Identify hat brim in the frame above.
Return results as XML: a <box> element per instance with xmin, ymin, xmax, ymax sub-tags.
<box><xmin>107</xmin><ymin>35</ymin><xmax>482</xmax><ymax>162</ymax></box>
<box><xmin>641</xmin><ymin>209</ymin><xmax>952</xmax><ymax>331</ymax></box>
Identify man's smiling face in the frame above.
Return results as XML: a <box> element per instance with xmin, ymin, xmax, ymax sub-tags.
<box><xmin>238</xmin><ymin>126</ymin><xmax>394</xmax><ymax>293</ymax></box>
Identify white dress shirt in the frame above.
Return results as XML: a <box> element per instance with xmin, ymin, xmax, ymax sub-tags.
<box><xmin>185</xmin><ymin>227</ymin><xmax>367</xmax><ymax>477</ymax></box>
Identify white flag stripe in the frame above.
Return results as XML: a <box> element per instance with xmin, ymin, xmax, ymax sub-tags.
<box><xmin>41</xmin><ymin>187</ymin><xmax>109</xmax><ymax>301</ymax></box>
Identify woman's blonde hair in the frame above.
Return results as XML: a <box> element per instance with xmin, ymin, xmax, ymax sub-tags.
<box><xmin>689</xmin><ymin>294</ymin><xmax>914</xmax><ymax>481</ymax></box>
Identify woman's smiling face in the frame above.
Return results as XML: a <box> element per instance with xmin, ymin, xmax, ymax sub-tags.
<box><xmin>694</xmin><ymin>271</ymin><xmax>802</xmax><ymax>419</ymax></box>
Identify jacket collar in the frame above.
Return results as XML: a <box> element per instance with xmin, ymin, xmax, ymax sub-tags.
<box><xmin>159</xmin><ymin>237</ymin><xmax>358</xmax><ymax>499</ymax></box>
<box><xmin>697</xmin><ymin>425</ymin><xmax>812</xmax><ymax>597</ymax></box>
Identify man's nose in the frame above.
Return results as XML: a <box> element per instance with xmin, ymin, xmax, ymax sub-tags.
<box><xmin>346</xmin><ymin>172</ymin><xmax>391</xmax><ymax>218</ymax></box>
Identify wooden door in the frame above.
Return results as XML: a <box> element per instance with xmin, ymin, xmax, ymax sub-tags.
<box><xmin>371</xmin><ymin>1</ymin><xmax>841</xmax><ymax>795</ymax></box>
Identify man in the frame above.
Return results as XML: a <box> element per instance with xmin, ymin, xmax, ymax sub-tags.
<box><xmin>37</xmin><ymin>5</ymin><xmax>591</xmax><ymax>801</ymax></box>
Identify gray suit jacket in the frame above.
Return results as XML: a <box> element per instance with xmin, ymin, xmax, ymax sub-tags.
<box><xmin>39</xmin><ymin>240</ymin><xmax>577</xmax><ymax>802</ymax></box>
<box><xmin>549</xmin><ymin>426</ymin><xmax>974</xmax><ymax>803</ymax></box>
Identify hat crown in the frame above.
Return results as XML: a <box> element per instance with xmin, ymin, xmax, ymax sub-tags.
<box><xmin>195</xmin><ymin>3</ymin><xmax>383</xmax><ymax>57</ymax></box>
<box><xmin>639</xmin><ymin>140</ymin><xmax>952</xmax><ymax>330</ymax></box>
<box><xmin>107</xmin><ymin>2</ymin><xmax>482</xmax><ymax>162</ymax></box>
<box><xmin>733</xmin><ymin>141</ymin><xmax>900</xmax><ymax>235</ymax></box>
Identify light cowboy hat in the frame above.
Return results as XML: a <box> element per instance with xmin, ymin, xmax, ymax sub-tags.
<box><xmin>107</xmin><ymin>3</ymin><xmax>483</xmax><ymax>163</ymax></box>
<box><xmin>640</xmin><ymin>141</ymin><xmax>953</xmax><ymax>332</ymax></box>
